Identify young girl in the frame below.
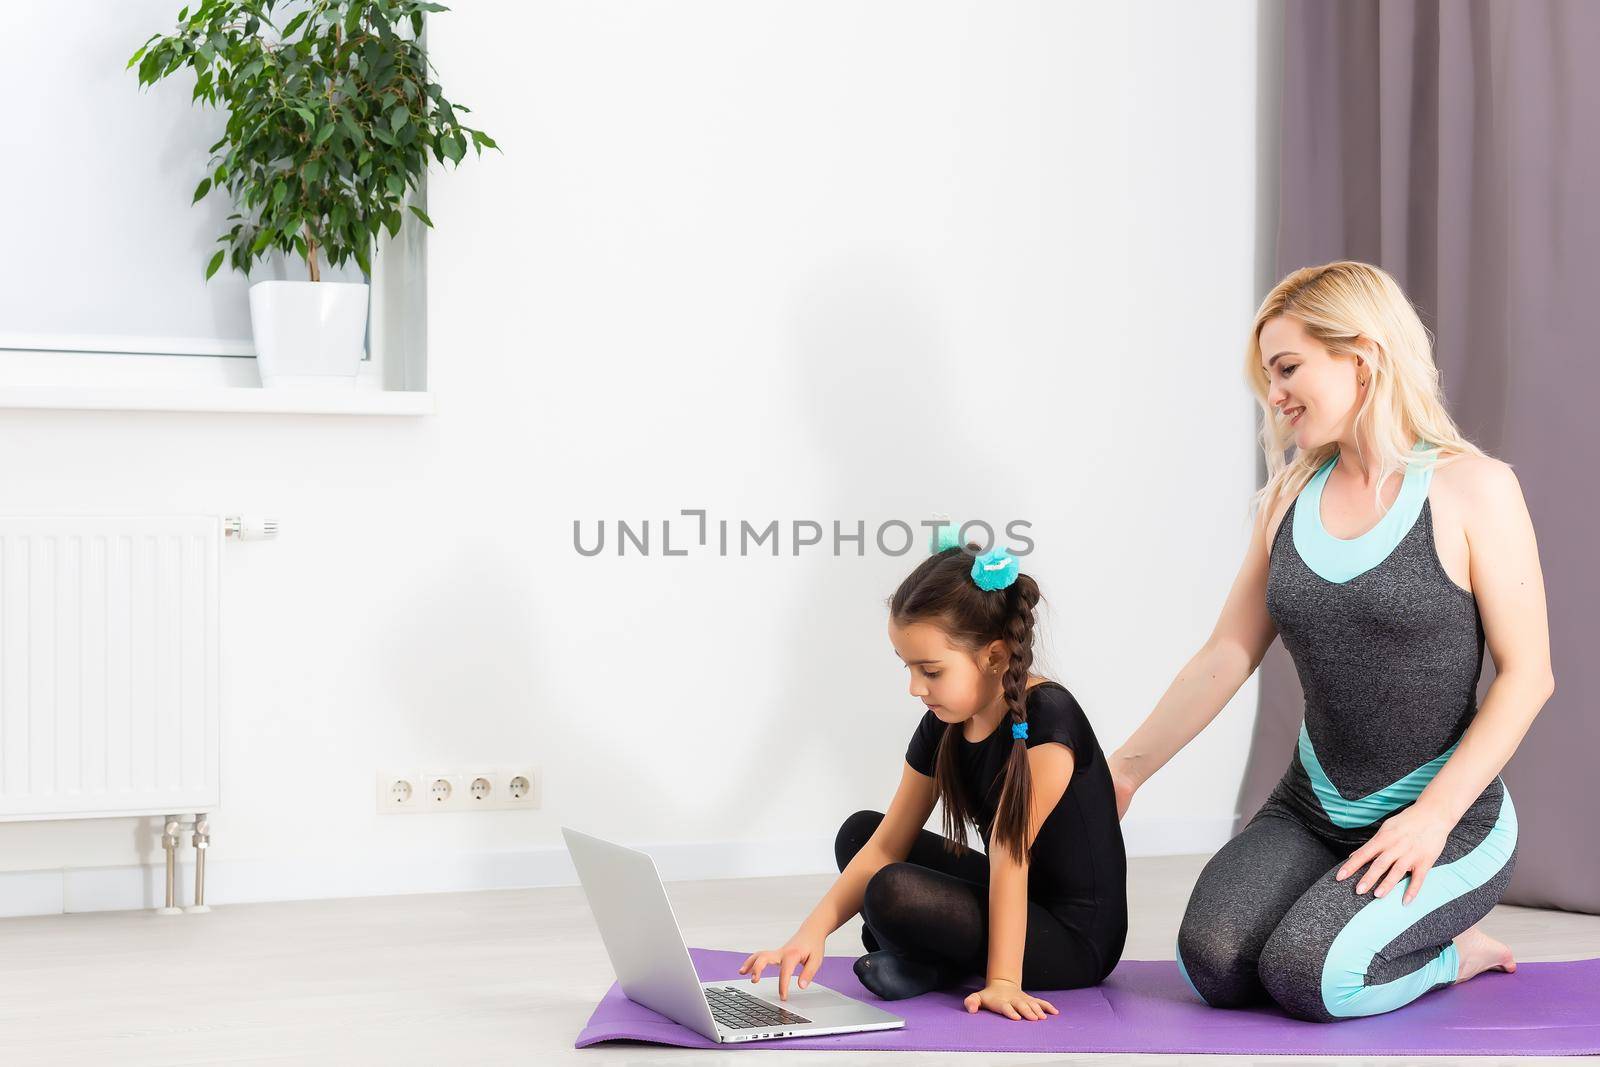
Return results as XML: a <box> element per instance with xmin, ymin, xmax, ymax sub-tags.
<box><xmin>739</xmin><ymin>537</ymin><xmax>1128</xmax><ymax>1021</ymax></box>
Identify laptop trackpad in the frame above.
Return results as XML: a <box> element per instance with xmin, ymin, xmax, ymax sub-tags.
<box><xmin>733</xmin><ymin>977</ymin><xmax>870</xmax><ymax>1015</ymax></box>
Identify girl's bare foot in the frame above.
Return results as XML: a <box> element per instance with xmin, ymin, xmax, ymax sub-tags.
<box><xmin>1454</xmin><ymin>924</ymin><xmax>1516</xmax><ymax>983</ymax></box>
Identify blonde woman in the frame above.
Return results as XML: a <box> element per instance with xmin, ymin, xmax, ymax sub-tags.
<box><xmin>1110</xmin><ymin>262</ymin><xmax>1554</xmax><ymax>1022</ymax></box>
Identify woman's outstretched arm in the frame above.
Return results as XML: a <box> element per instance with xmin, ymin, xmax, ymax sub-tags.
<box><xmin>1108</xmin><ymin>497</ymin><xmax>1284</xmax><ymax>816</ymax></box>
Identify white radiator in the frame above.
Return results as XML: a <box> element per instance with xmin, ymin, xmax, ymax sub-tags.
<box><xmin>0</xmin><ymin>517</ymin><xmax>221</xmax><ymax>822</ymax></box>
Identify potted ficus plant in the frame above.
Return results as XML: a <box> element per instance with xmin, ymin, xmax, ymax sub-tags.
<box><xmin>129</xmin><ymin>0</ymin><xmax>497</xmax><ymax>387</ymax></box>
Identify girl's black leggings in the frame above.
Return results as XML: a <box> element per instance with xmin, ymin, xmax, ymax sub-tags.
<box><xmin>834</xmin><ymin>809</ymin><xmax>1111</xmax><ymax>990</ymax></box>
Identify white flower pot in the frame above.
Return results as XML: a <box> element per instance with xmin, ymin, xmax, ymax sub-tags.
<box><xmin>247</xmin><ymin>280</ymin><xmax>370</xmax><ymax>388</ymax></box>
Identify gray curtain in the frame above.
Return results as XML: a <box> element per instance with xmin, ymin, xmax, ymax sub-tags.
<box><xmin>1235</xmin><ymin>0</ymin><xmax>1600</xmax><ymax>914</ymax></box>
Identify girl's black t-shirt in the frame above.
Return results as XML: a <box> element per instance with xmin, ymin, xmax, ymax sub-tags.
<box><xmin>904</xmin><ymin>680</ymin><xmax>1128</xmax><ymax>929</ymax></box>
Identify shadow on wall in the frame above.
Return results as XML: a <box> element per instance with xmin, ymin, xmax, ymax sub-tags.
<box><xmin>710</xmin><ymin>247</ymin><xmax>1010</xmax><ymax>853</ymax></box>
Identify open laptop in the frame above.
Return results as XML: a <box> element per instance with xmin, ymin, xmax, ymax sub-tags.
<box><xmin>562</xmin><ymin>826</ymin><xmax>905</xmax><ymax>1043</ymax></box>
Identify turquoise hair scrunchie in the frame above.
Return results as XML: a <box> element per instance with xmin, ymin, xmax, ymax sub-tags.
<box><xmin>970</xmin><ymin>546</ymin><xmax>1019</xmax><ymax>591</ymax></box>
<box><xmin>934</xmin><ymin>521</ymin><xmax>961</xmax><ymax>552</ymax></box>
<box><xmin>1012</xmin><ymin>721</ymin><xmax>1029</xmax><ymax>740</ymax></box>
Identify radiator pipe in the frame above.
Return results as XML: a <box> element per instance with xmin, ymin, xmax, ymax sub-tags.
<box><xmin>156</xmin><ymin>813</ymin><xmax>213</xmax><ymax>914</ymax></box>
<box><xmin>186</xmin><ymin>813</ymin><xmax>212</xmax><ymax>913</ymax></box>
<box><xmin>158</xmin><ymin>815</ymin><xmax>183</xmax><ymax>915</ymax></box>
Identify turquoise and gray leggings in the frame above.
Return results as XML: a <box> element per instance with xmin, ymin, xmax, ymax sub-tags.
<box><xmin>1176</xmin><ymin>772</ymin><xmax>1518</xmax><ymax>1022</ymax></box>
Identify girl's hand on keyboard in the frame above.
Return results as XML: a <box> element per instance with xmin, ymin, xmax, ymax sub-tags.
<box><xmin>738</xmin><ymin>925</ymin><xmax>827</xmax><ymax>1001</ymax></box>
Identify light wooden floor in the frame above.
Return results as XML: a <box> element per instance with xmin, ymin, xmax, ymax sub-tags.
<box><xmin>0</xmin><ymin>853</ymin><xmax>1595</xmax><ymax>1065</ymax></box>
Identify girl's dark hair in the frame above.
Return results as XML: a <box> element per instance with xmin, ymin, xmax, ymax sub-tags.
<box><xmin>888</xmin><ymin>543</ymin><xmax>1044</xmax><ymax>865</ymax></box>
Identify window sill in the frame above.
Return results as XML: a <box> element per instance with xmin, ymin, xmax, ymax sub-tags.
<box><xmin>0</xmin><ymin>385</ymin><xmax>435</xmax><ymax>416</ymax></box>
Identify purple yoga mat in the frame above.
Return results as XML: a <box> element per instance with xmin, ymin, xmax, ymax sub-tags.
<box><xmin>575</xmin><ymin>947</ymin><xmax>1600</xmax><ymax>1056</ymax></box>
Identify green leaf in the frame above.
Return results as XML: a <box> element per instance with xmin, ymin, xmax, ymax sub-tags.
<box><xmin>128</xmin><ymin>0</ymin><xmax>489</xmax><ymax>262</ymax></box>
<box><xmin>128</xmin><ymin>31</ymin><xmax>161</xmax><ymax>70</ymax></box>
<box><xmin>205</xmin><ymin>248</ymin><xmax>226</xmax><ymax>279</ymax></box>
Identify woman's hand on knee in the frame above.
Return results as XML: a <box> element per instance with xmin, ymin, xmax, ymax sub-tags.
<box><xmin>738</xmin><ymin>926</ymin><xmax>827</xmax><ymax>1001</ymax></box>
<box><xmin>1335</xmin><ymin>805</ymin><xmax>1452</xmax><ymax>905</ymax></box>
<box><xmin>963</xmin><ymin>979</ymin><xmax>1059</xmax><ymax>1021</ymax></box>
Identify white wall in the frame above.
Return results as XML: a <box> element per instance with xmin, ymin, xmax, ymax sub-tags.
<box><xmin>0</xmin><ymin>0</ymin><xmax>366</xmax><ymax>357</ymax></box>
<box><xmin>0</xmin><ymin>0</ymin><xmax>1264</xmax><ymax>911</ymax></box>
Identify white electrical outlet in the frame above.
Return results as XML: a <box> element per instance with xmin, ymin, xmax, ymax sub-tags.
<box><xmin>377</xmin><ymin>767</ymin><xmax>539</xmax><ymax>813</ymax></box>
<box><xmin>377</xmin><ymin>770</ymin><xmax>423</xmax><ymax>814</ymax></box>
<box><xmin>423</xmin><ymin>771</ymin><xmax>465</xmax><ymax>811</ymax></box>
<box><xmin>466</xmin><ymin>773</ymin><xmax>496</xmax><ymax>808</ymax></box>
<box><xmin>499</xmin><ymin>767</ymin><xmax>539</xmax><ymax>809</ymax></box>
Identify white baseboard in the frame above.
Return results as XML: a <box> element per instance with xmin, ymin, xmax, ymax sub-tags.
<box><xmin>0</xmin><ymin>817</ymin><xmax>1232</xmax><ymax>918</ymax></box>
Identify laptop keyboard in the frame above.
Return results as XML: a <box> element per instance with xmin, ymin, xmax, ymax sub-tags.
<box><xmin>705</xmin><ymin>985</ymin><xmax>812</xmax><ymax>1029</ymax></box>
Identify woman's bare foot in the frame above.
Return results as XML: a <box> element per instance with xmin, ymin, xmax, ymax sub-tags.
<box><xmin>1454</xmin><ymin>924</ymin><xmax>1516</xmax><ymax>983</ymax></box>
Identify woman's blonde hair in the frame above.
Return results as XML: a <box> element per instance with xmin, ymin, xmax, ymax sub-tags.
<box><xmin>1245</xmin><ymin>260</ymin><xmax>1486</xmax><ymax>518</ymax></box>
